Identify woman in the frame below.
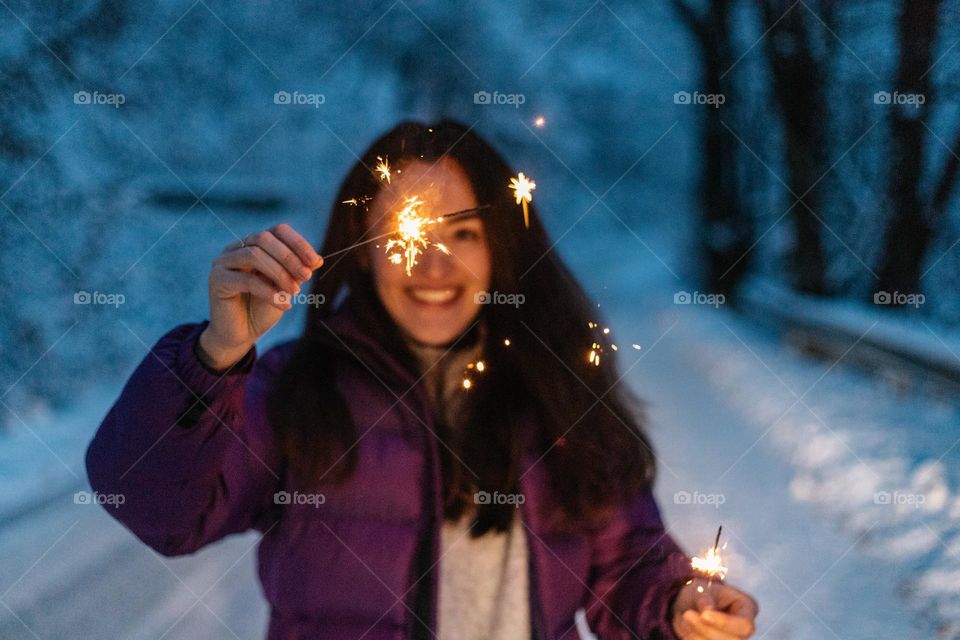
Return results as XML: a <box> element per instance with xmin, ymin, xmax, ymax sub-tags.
<box><xmin>86</xmin><ymin>120</ymin><xmax>758</xmax><ymax>639</ymax></box>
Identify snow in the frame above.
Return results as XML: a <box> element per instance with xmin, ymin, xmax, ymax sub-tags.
<box><xmin>0</xmin><ymin>383</ymin><xmax>115</xmax><ymax>523</ymax></box>
<box><xmin>742</xmin><ymin>276</ymin><xmax>960</xmax><ymax>377</ymax></box>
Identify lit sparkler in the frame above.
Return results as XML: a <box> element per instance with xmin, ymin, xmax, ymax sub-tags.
<box><xmin>383</xmin><ymin>201</ymin><xmax>492</xmax><ymax>275</ymax></box>
<box><xmin>690</xmin><ymin>526</ymin><xmax>728</xmax><ymax>588</ymax></box>
<box><xmin>383</xmin><ymin>196</ymin><xmax>431</xmax><ymax>276</ymax></box>
<box><xmin>326</xmin><ymin>158</ymin><xmax>522</xmax><ymax>273</ymax></box>
<box><xmin>320</xmin><ymin>203</ymin><xmax>491</xmax><ymax>268</ymax></box>
<box><xmin>375</xmin><ymin>156</ymin><xmax>392</xmax><ymax>184</ymax></box>
<box><xmin>509</xmin><ymin>172</ymin><xmax>536</xmax><ymax>228</ymax></box>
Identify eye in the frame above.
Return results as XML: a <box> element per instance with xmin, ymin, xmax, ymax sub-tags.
<box><xmin>453</xmin><ymin>227</ymin><xmax>481</xmax><ymax>241</ymax></box>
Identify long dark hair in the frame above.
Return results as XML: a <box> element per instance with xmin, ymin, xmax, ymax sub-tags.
<box><xmin>267</xmin><ymin>120</ymin><xmax>657</xmax><ymax>535</ymax></box>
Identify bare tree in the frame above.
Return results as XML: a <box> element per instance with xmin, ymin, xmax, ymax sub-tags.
<box><xmin>759</xmin><ymin>0</ymin><xmax>833</xmax><ymax>294</ymax></box>
<box><xmin>672</xmin><ymin>0</ymin><xmax>754</xmax><ymax>296</ymax></box>
<box><xmin>876</xmin><ymin>0</ymin><xmax>951</xmax><ymax>299</ymax></box>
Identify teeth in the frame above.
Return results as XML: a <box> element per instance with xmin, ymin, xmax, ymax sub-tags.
<box><xmin>409</xmin><ymin>288</ymin><xmax>457</xmax><ymax>303</ymax></box>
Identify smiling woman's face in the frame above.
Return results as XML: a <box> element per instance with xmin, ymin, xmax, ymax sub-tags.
<box><xmin>366</xmin><ymin>157</ymin><xmax>492</xmax><ymax>346</ymax></box>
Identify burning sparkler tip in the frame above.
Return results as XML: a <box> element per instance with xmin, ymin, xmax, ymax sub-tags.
<box><xmin>375</xmin><ymin>156</ymin><xmax>392</xmax><ymax>184</ymax></box>
<box><xmin>690</xmin><ymin>525</ymin><xmax>728</xmax><ymax>583</ymax></box>
<box><xmin>508</xmin><ymin>172</ymin><xmax>536</xmax><ymax>229</ymax></box>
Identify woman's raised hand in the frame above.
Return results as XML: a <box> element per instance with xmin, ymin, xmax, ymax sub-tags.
<box><xmin>198</xmin><ymin>223</ymin><xmax>323</xmax><ymax>370</ymax></box>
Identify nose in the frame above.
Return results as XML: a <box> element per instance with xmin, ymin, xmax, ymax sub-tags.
<box><xmin>416</xmin><ymin>243</ymin><xmax>454</xmax><ymax>279</ymax></box>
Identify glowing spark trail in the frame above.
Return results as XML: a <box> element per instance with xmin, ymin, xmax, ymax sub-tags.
<box><xmin>461</xmin><ymin>359</ymin><xmax>487</xmax><ymax>390</ymax></box>
<box><xmin>375</xmin><ymin>156</ymin><xmax>392</xmax><ymax>184</ymax></box>
<box><xmin>509</xmin><ymin>172</ymin><xmax>536</xmax><ymax>228</ymax></box>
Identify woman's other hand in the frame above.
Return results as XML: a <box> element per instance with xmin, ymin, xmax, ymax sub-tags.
<box><xmin>671</xmin><ymin>579</ymin><xmax>758</xmax><ymax>640</ymax></box>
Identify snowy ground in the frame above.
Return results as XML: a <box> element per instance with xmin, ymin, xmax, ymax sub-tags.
<box><xmin>1</xmin><ymin>212</ymin><xmax>955</xmax><ymax>639</ymax></box>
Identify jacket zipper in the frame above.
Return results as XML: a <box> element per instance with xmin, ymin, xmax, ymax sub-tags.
<box><xmin>414</xmin><ymin>380</ymin><xmax>443</xmax><ymax>639</ymax></box>
<box><xmin>522</xmin><ymin>499</ymin><xmax>547</xmax><ymax>640</ymax></box>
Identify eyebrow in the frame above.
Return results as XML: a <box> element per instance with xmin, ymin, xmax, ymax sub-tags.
<box><xmin>445</xmin><ymin>211</ymin><xmax>481</xmax><ymax>222</ymax></box>
<box><xmin>439</xmin><ymin>203</ymin><xmax>490</xmax><ymax>221</ymax></box>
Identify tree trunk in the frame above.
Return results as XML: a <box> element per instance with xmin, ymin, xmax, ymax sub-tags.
<box><xmin>761</xmin><ymin>0</ymin><xmax>829</xmax><ymax>294</ymax></box>
<box><xmin>672</xmin><ymin>0</ymin><xmax>753</xmax><ymax>297</ymax></box>
<box><xmin>876</xmin><ymin>0</ymin><xmax>941</xmax><ymax>299</ymax></box>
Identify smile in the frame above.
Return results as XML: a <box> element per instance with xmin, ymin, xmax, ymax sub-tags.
<box><xmin>406</xmin><ymin>287</ymin><xmax>462</xmax><ymax>306</ymax></box>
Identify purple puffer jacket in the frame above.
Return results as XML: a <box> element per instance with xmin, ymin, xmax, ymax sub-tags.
<box><xmin>85</xmin><ymin>308</ymin><xmax>693</xmax><ymax>639</ymax></box>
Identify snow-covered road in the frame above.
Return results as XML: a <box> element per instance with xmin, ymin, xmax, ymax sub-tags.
<box><xmin>0</xmin><ymin>487</ymin><xmax>267</xmax><ymax>639</ymax></box>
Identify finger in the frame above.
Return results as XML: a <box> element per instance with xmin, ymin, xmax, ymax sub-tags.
<box><xmin>272</xmin><ymin>223</ymin><xmax>323</xmax><ymax>270</ymax></box>
<box><xmin>216</xmin><ymin>267</ymin><xmax>291</xmax><ymax>310</ymax></box>
<box><xmin>727</xmin><ymin>594</ymin><xmax>759</xmax><ymax>620</ymax></box>
<box><xmin>695</xmin><ymin>592</ymin><xmax>717</xmax><ymax>612</ymax></box>
<box><xmin>683</xmin><ymin>611</ymin><xmax>740</xmax><ymax>640</ymax></box>
<box><xmin>675</xmin><ymin>615</ymin><xmax>706</xmax><ymax>640</ymax></box>
<box><xmin>701</xmin><ymin>610</ymin><xmax>755</xmax><ymax>637</ymax></box>
<box><xmin>248</xmin><ymin>229</ymin><xmax>314</xmax><ymax>282</ymax></box>
<box><xmin>218</xmin><ymin>245</ymin><xmax>300</xmax><ymax>294</ymax></box>
<box><xmin>716</xmin><ymin>586</ymin><xmax>760</xmax><ymax>620</ymax></box>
